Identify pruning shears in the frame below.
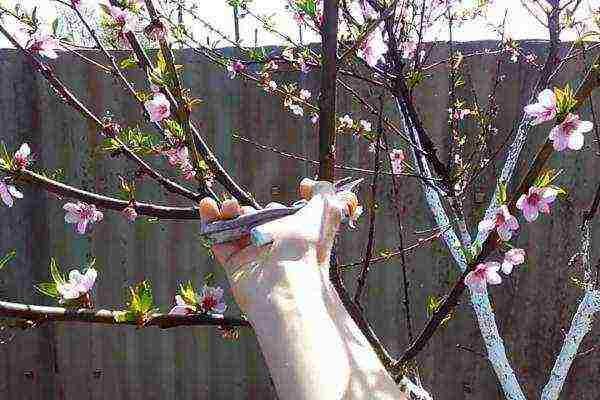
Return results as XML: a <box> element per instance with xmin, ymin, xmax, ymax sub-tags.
<box><xmin>200</xmin><ymin>178</ymin><xmax>364</xmax><ymax>246</ymax></box>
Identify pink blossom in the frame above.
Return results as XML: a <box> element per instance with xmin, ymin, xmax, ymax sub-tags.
<box><xmin>227</xmin><ymin>61</ymin><xmax>246</xmax><ymax>79</ymax></box>
<box><xmin>198</xmin><ymin>285</ymin><xmax>227</xmax><ymax>314</ymax></box>
<box><xmin>165</xmin><ymin>146</ymin><xmax>191</xmax><ymax>167</ymax></box>
<box><xmin>549</xmin><ymin>113</ymin><xmax>593</xmax><ymax>152</ymax></box>
<box><xmin>516</xmin><ymin>186</ymin><xmax>558</xmax><ymax>222</ymax></box>
<box><xmin>358</xmin><ymin>30</ymin><xmax>387</xmax><ymax>67</ymax></box>
<box><xmin>289</xmin><ymin>104</ymin><xmax>304</xmax><ymax>116</ymax></box>
<box><xmin>339</xmin><ymin>114</ymin><xmax>353</xmax><ymax>129</ymax></box>
<box><xmin>122</xmin><ymin>206</ymin><xmax>138</xmax><ymax>223</ymax></box>
<box><xmin>144</xmin><ymin>93</ymin><xmax>170</xmax><ymax>122</ymax></box>
<box><xmin>180</xmin><ymin>162</ymin><xmax>196</xmax><ymax>180</ymax></box>
<box><xmin>524</xmin><ymin>89</ymin><xmax>557</xmax><ymax>125</ymax></box>
<box><xmin>465</xmin><ymin>262</ymin><xmax>502</xmax><ymax>292</ymax></box>
<box><xmin>360</xmin><ymin>120</ymin><xmax>371</xmax><ymax>132</ymax></box>
<box><xmin>525</xmin><ymin>53</ymin><xmax>537</xmax><ymax>64</ymax></box>
<box><xmin>298</xmin><ymin>59</ymin><xmax>310</xmax><ymax>74</ymax></box>
<box><xmin>402</xmin><ymin>41</ymin><xmax>417</xmax><ymax>59</ymax></box>
<box><xmin>72</xmin><ymin>0</ymin><xmax>81</xmax><ymax>7</ymax></box>
<box><xmin>360</xmin><ymin>0</ymin><xmax>378</xmax><ymax>19</ymax></box>
<box><xmin>27</xmin><ymin>32</ymin><xmax>60</xmax><ymax>59</ymax></box>
<box><xmin>108</xmin><ymin>5</ymin><xmax>137</xmax><ymax>34</ymax></box>
<box><xmin>57</xmin><ymin>268</ymin><xmax>97</xmax><ymax>303</ymax></box>
<box><xmin>168</xmin><ymin>295</ymin><xmax>195</xmax><ymax>315</ymax></box>
<box><xmin>478</xmin><ymin>205</ymin><xmax>519</xmax><ymax>241</ymax></box>
<box><xmin>282</xmin><ymin>48</ymin><xmax>294</xmax><ymax>62</ymax></box>
<box><xmin>310</xmin><ymin>114</ymin><xmax>319</xmax><ymax>124</ymax></box>
<box><xmin>13</xmin><ymin>143</ymin><xmax>31</xmax><ymax>169</ymax></box>
<box><xmin>299</xmin><ymin>89</ymin><xmax>311</xmax><ymax>100</ymax></box>
<box><xmin>164</xmin><ymin>147</ymin><xmax>195</xmax><ymax>180</ymax></box>
<box><xmin>63</xmin><ymin>202</ymin><xmax>103</xmax><ymax>234</ymax></box>
<box><xmin>501</xmin><ymin>248</ymin><xmax>525</xmax><ymax>275</ymax></box>
<box><xmin>450</xmin><ymin>108</ymin><xmax>471</xmax><ymax>120</ymax></box>
<box><xmin>0</xmin><ymin>181</ymin><xmax>23</xmax><ymax>208</ymax></box>
<box><xmin>389</xmin><ymin>149</ymin><xmax>405</xmax><ymax>175</ymax></box>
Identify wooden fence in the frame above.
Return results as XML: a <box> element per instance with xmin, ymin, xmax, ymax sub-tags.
<box><xmin>1</xmin><ymin>42</ymin><xmax>600</xmax><ymax>399</ymax></box>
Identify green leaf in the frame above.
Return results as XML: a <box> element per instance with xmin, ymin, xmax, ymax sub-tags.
<box><xmin>0</xmin><ymin>141</ymin><xmax>12</xmax><ymax>170</ymax></box>
<box><xmin>35</xmin><ymin>282</ymin><xmax>59</xmax><ymax>298</ymax></box>
<box><xmin>156</xmin><ymin>49</ymin><xmax>167</xmax><ymax>75</ymax></box>
<box><xmin>534</xmin><ymin>168</ymin><xmax>563</xmax><ymax>188</ymax></box>
<box><xmin>0</xmin><ymin>249</ymin><xmax>16</xmax><ymax>270</ymax></box>
<box><xmin>101</xmin><ymin>137</ymin><xmax>122</xmax><ymax>153</ymax></box>
<box><xmin>163</xmin><ymin>120</ymin><xmax>185</xmax><ymax>141</ymax></box>
<box><xmin>569</xmin><ymin>276</ymin><xmax>587</xmax><ymax>291</ymax></box>
<box><xmin>114</xmin><ymin>310</ymin><xmax>135</xmax><ymax>323</ymax></box>
<box><xmin>124</xmin><ymin>280</ymin><xmax>157</xmax><ymax>322</ymax></box>
<box><xmin>49</xmin><ymin>258</ymin><xmax>66</xmax><ymax>285</ymax></box>
<box><xmin>203</xmin><ymin>273</ymin><xmax>216</xmax><ymax>287</ymax></box>
<box><xmin>120</xmin><ymin>56</ymin><xmax>138</xmax><ymax>69</ymax></box>
<box><xmin>425</xmin><ymin>294</ymin><xmax>454</xmax><ymax>328</ymax></box>
<box><xmin>555</xmin><ymin>84</ymin><xmax>578</xmax><ymax>118</ymax></box>
<box><xmin>407</xmin><ymin>70</ymin><xmax>426</xmax><ymax>89</ymax></box>
<box><xmin>178</xmin><ymin>281</ymin><xmax>198</xmax><ymax>306</ymax></box>
<box><xmin>496</xmin><ymin>181</ymin><xmax>508</xmax><ymax>204</ymax></box>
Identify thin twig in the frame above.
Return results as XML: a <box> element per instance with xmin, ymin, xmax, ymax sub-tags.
<box><xmin>353</xmin><ymin>94</ymin><xmax>384</xmax><ymax>306</ymax></box>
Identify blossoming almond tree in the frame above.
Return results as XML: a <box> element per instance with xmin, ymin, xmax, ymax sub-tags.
<box><xmin>1</xmin><ymin>0</ymin><xmax>600</xmax><ymax>399</ymax></box>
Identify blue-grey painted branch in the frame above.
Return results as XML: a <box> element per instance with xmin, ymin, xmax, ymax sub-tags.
<box><xmin>580</xmin><ymin>220</ymin><xmax>593</xmax><ymax>289</ymax></box>
<box><xmin>395</xmin><ymin>99</ymin><xmax>526</xmax><ymax>400</ymax></box>
<box><xmin>449</xmin><ymin>196</ymin><xmax>472</xmax><ymax>248</ymax></box>
<box><xmin>474</xmin><ymin>118</ymin><xmax>532</xmax><ymax>246</ymax></box>
<box><xmin>540</xmin><ymin>219</ymin><xmax>598</xmax><ymax>400</ymax></box>
<box><xmin>470</xmin><ymin>289</ymin><xmax>527</xmax><ymax>400</ymax></box>
<box><xmin>540</xmin><ymin>290</ymin><xmax>600</xmax><ymax>400</ymax></box>
<box><xmin>394</xmin><ymin>99</ymin><xmax>466</xmax><ymax>268</ymax></box>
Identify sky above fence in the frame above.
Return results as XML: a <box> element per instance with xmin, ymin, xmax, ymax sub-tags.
<box><xmin>0</xmin><ymin>0</ymin><xmax>598</xmax><ymax>49</ymax></box>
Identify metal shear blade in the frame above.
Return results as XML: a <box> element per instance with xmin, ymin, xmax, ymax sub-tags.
<box><xmin>200</xmin><ymin>178</ymin><xmax>363</xmax><ymax>245</ymax></box>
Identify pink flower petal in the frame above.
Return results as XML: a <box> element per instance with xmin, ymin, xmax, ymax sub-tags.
<box><xmin>7</xmin><ymin>185</ymin><xmax>23</xmax><ymax>199</ymax></box>
<box><xmin>478</xmin><ymin>218</ymin><xmax>495</xmax><ymax>233</ymax></box>
<box><xmin>0</xmin><ymin>183</ymin><xmax>14</xmax><ymax>207</ymax></box>
<box><xmin>168</xmin><ymin>305</ymin><xmax>192</xmax><ymax>316</ymax></box>
<box><xmin>486</xmin><ymin>270</ymin><xmax>502</xmax><ymax>285</ymax></box>
<box><xmin>501</xmin><ymin>260</ymin><xmax>514</xmax><ymax>275</ymax></box>
<box><xmin>505</xmin><ymin>248</ymin><xmax>525</xmax><ymax>265</ymax></box>
<box><xmin>567</xmin><ymin>131</ymin><xmax>585</xmax><ymax>150</ymax></box>
<box><xmin>523</xmin><ymin>203</ymin><xmax>539</xmax><ymax>222</ymax></box>
<box><xmin>538</xmin><ymin>89</ymin><xmax>556</xmax><ymax>108</ymax></box>
<box><xmin>76</xmin><ymin>220</ymin><xmax>89</xmax><ymax>235</ymax></box>
<box><xmin>577</xmin><ymin>120</ymin><xmax>594</xmax><ymax>133</ymax></box>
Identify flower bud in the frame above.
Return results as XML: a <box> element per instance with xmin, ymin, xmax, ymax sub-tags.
<box><xmin>144</xmin><ymin>19</ymin><xmax>168</xmax><ymax>41</ymax></box>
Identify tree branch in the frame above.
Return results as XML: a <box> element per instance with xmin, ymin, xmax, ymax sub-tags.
<box><xmin>11</xmin><ymin>168</ymin><xmax>200</xmax><ymax>220</ymax></box>
<box><xmin>354</xmin><ymin>96</ymin><xmax>383</xmax><ymax>306</ymax></box>
<box><xmin>0</xmin><ymin>22</ymin><xmax>205</xmax><ymax>203</ymax></box>
<box><xmin>393</xmin><ymin>51</ymin><xmax>600</xmax><ymax>369</ymax></box>
<box><xmin>116</xmin><ymin>4</ymin><xmax>259</xmax><ymax>208</ymax></box>
<box><xmin>318</xmin><ymin>0</ymin><xmax>339</xmax><ymax>182</ymax></box>
<box><xmin>0</xmin><ymin>300</ymin><xmax>249</xmax><ymax>329</ymax></box>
